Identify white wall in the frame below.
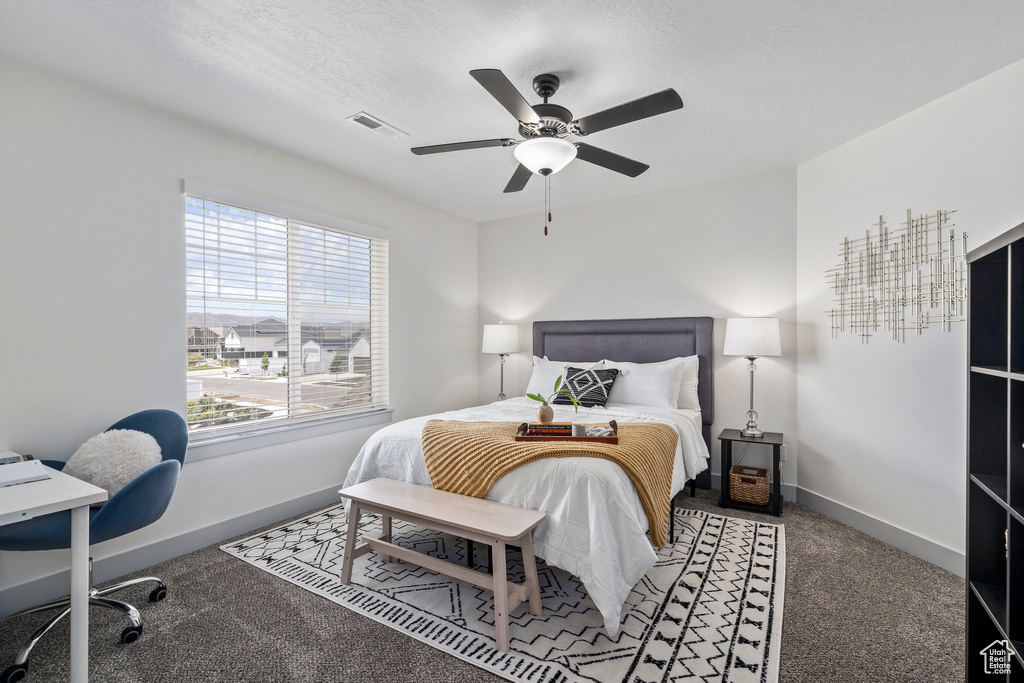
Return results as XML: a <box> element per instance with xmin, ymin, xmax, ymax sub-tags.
<box><xmin>0</xmin><ymin>56</ymin><xmax>479</xmax><ymax>612</ymax></box>
<box><xmin>478</xmin><ymin>168</ymin><xmax>799</xmax><ymax>486</ymax></box>
<box><xmin>8</xmin><ymin>40</ymin><xmax>1019</xmax><ymax>612</ymax></box>
<box><xmin>796</xmin><ymin>56</ymin><xmax>1024</xmax><ymax>570</ymax></box>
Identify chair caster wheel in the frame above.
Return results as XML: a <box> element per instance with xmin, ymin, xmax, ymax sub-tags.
<box><xmin>1</xmin><ymin>664</ymin><xmax>28</xmax><ymax>683</ymax></box>
<box><xmin>148</xmin><ymin>587</ymin><xmax>167</xmax><ymax>602</ymax></box>
<box><xmin>120</xmin><ymin>625</ymin><xmax>142</xmax><ymax>644</ymax></box>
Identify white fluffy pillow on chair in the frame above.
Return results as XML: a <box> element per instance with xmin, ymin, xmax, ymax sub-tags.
<box><xmin>63</xmin><ymin>429</ymin><xmax>162</xmax><ymax>505</ymax></box>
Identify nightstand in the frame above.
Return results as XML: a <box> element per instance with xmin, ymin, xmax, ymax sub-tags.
<box><xmin>718</xmin><ymin>429</ymin><xmax>783</xmax><ymax>516</ymax></box>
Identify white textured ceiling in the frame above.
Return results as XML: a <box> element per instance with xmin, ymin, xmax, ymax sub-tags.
<box><xmin>3</xmin><ymin>1</ymin><xmax>1024</xmax><ymax>222</ymax></box>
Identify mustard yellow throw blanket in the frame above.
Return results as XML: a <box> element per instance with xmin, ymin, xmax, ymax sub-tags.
<box><xmin>421</xmin><ymin>421</ymin><xmax>678</xmax><ymax>548</ymax></box>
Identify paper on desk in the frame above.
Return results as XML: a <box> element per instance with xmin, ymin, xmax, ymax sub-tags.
<box><xmin>0</xmin><ymin>460</ymin><xmax>51</xmax><ymax>487</ymax></box>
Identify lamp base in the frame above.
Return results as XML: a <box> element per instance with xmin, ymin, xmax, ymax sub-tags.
<box><xmin>497</xmin><ymin>353</ymin><xmax>508</xmax><ymax>401</ymax></box>
<box><xmin>741</xmin><ymin>424</ymin><xmax>764</xmax><ymax>438</ymax></box>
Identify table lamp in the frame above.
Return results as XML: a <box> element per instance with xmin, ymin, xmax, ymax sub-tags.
<box><xmin>482</xmin><ymin>322</ymin><xmax>521</xmax><ymax>400</ymax></box>
<box><xmin>723</xmin><ymin>317</ymin><xmax>781</xmax><ymax>438</ymax></box>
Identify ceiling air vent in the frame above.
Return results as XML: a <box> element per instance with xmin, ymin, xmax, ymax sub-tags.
<box><xmin>346</xmin><ymin>112</ymin><xmax>408</xmax><ymax>140</ymax></box>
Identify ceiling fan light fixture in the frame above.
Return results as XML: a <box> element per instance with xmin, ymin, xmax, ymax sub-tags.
<box><xmin>513</xmin><ymin>137</ymin><xmax>577</xmax><ymax>175</ymax></box>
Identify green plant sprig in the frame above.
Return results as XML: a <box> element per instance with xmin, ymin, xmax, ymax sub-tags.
<box><xmin>526</xmin><ymin>375</ymin><xmax>579</xmax><ymax>413</ymax></box>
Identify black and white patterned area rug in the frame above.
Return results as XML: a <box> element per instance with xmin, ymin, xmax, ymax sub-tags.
<box><xmin>222</xmin><ymin>505</ymin><xmax>785</xmax><ymax>683</ymax></box>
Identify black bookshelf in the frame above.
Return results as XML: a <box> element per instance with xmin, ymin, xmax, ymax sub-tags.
<box><xmin>967</xmin><ymin>222</ymin><xmax>1024</xmax><ymax>681</ymax></box>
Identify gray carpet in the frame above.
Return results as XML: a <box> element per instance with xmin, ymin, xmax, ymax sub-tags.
<box><xmin>0</xmin><ymin>489</ymin><xmax>964</xmax><ymax>682</ymax></box>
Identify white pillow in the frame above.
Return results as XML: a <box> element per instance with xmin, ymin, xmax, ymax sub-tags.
<box><xmin>677</xmin><ymin>355</ymin><xmax>701</xmax><ymax>411</ymax></box>
<box><xmin>524</xmin><ymin>356</ymin><xmax>603</xmax><ymax>398</ymax></box>
<box><xmin>63</xmin><ymin>429</ymin><xmax>162</xmax><ymax>506</ymax></box>
<box><xmin>602</xmin><ymin>357</ymin><xmax>687</xmax><ymax>409</ymax></box>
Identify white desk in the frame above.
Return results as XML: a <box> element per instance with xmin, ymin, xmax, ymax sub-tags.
<box><xmin>0</xmin><ymin>466</ymin><xmax>107</xmax><ymax>683</ymax></box>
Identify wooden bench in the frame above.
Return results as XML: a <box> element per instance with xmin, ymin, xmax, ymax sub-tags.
<box><xmin>338</xmin><ymin>477</ymin><xmax>546</xmax><ymax>652</ymax></box>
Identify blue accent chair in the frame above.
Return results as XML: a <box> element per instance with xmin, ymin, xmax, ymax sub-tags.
<box><xmin>0</xmin><ymin>409</ymin><xmax>187</xmax><ymax>683</ymax></box>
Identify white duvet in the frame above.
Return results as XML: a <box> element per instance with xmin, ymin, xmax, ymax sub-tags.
<box><xmin>343</xmin><ymin>396</ymin><xmax>710</xmax><ymax>635</ymax></box>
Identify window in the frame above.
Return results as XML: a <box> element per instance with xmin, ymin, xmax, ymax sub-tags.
<box><xmin>185</xmin><ymin>195</ymin><xmax>388</xmax><ymax>437</ymax></box>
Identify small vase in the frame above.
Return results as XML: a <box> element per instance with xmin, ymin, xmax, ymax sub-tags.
<box><xmin>536</xmin><ymin>402</ymin><xmax>554</xmax><ymax>424</ymax></box>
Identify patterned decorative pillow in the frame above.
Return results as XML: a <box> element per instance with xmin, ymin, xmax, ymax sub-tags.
<box><xmin>552</xmin><ymin>367</ymin><xmax>620</xmax><ymax>408</ymax></box>
<box><xmin>524</xmin><ymin>356</ymin><xmax>603</xmax><ymax>398</ymax></box>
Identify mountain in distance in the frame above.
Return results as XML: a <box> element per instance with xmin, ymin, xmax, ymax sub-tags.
<box><xmin>186</xmin><ymin>312</ymin><xmax>255</xmax><ymax>326</ymax></box>
<box><xmin>187</xmin><ymin>313</ymin><xmax>366</xmax><ymax>334</ymax></box>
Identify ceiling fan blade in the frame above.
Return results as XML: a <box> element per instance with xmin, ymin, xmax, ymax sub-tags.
<box><xmin>571</xmin><ymin>89</ymin><xmax>683</xmax><ymax>135</ymax></box>
<box><xmin>503</xmin><ymin>164</ymin><xmax>533</xmax><ymax>193</ymax></box>
<box><xmin>411</xmin><ymin>138</ymin><xmax>515</xmax><ymax>155</ymax></box>
<box><xmin>470</xmin><ymin>69</ymin><xmax>541</xmax><ymax>125</ymax></box>
<box><xmin>574</xmin><ymin>143</ymin><xmax>650</xmax><ymax>177</ymax></box>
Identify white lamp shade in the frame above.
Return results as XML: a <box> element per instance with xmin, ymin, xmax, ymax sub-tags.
<box><xmin>513</xmin><ymin>138</ymin><xmax>577</xmax><ymax>175</ymax></box>
<box><xmin>723</xmin><ymin>317</ymin><xmax>781</xmax><ymax>357</ymax></box>
<box><xmin>482</xmin><ymin>324</ymin><xmax>521</xmax><ymax>354</ymax></box>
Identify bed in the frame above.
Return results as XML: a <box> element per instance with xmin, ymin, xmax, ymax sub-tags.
<box><xmin>343</xmin><ymin>316</ymin><xmax>714</xmax><ymax>635</ymax></box>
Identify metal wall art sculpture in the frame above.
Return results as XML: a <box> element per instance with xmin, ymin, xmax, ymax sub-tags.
<box><xmin>825</xmin><ymin>209</ymin><xmax>966</xmax><ymax>343</ymax></box>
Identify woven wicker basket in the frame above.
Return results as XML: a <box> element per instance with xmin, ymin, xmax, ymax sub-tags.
<box><xmin>729</xmin><ymin>465</ymin><xmax>770</xmax><ymax>505</ymax></box>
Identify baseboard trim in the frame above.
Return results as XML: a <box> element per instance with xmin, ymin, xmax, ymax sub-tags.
<box><xmin>794</xmin><ymin>487</ymin><xmax>965</xmax><ymax>577</ymax></box>
<box><xmin>0</xmin><ymin>485</ymin><xmax>341</xmax><ymax>616</ymax></box>
<box><xmin>707</xmin><ymin>474</ymin><xmax>964</xmax><ymax>577</ymax></box>
<box><xmin>3</xmin><ymin>476</ymin><xmax>966</xmax><ymax>616</ymax></box>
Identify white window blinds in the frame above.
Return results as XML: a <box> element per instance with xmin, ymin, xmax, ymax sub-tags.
<box><xmin>185</xmin><ymin>195</ymin><xmax>388</xmax><ymax>436</ymax></box>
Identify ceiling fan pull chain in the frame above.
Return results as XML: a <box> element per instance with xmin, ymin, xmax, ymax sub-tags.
<box><xmin>544</xmin><ymin>175</ymin><xmax>550</xmax><ymax>236</ymax></box>
<box><xmin>549</xmin><ymin>175</ymin><xmax>554</xmax><ymax>224</ymax></box>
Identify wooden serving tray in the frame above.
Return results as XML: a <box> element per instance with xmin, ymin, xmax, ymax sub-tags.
<box><xmin>514</xmin><ymin>420</ymin><xmax>619</xmax><ymax>444</ymax></box>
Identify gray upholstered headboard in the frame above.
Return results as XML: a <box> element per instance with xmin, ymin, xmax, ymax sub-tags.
<box><xmin>533</xmin><ymin>317</ymin><xmax>714</xmax><ymax>488</ymax></box>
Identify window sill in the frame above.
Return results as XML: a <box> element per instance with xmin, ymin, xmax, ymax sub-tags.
<box><xmin>185</xmin><ymin>408</ymin><xmax>394</xmax><ymax>462</ymax></box>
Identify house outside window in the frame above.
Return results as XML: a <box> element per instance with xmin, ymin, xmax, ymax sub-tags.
<box><xmin>185</xmin><ymin>194</ymin><xmax>388</xmax><ymax>436</ymax></box>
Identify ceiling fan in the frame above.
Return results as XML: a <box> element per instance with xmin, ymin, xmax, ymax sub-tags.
<box><xmin>411</xmin><ymin>69</ymin><xmax>684</xmax><ymax>193</ymax></box>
